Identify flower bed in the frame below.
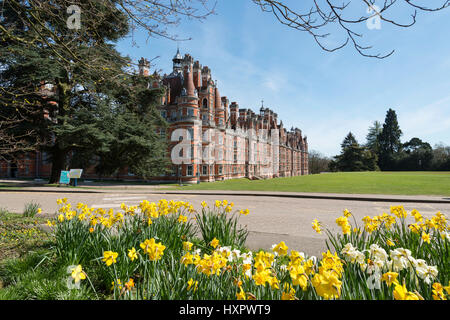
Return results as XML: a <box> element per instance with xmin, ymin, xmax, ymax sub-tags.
<box><xmin>46</xmin><ymin>199</ymin><xmax>448</xmax><ymax>300</ymax></box>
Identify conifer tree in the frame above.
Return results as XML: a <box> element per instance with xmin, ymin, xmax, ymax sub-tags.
<box><xmin>0</xmin><ymin>1</ymin><xmax>170</xmax><ymax>182</ymax></box>
<box><xmin>378</xmin><ymin>108</ymin><xmax>403</xmax><ymax>170</ymax></box>
<box><xmin>329</xmin><ymin>132</ymin><xmax>378</xmax><ymax>172</ymax></box>
<box><xmin>365</xmin><ymin>120</ymin><xmax>382</xmax><ymax>155</ymax></box>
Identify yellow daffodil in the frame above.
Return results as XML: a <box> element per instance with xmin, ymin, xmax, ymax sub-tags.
<box><xmin>125</xmin><ymin>278</ymin><xmax>135</xmax><ymax>291</ymax></box>
<box><xmin>239</xmin><ymin>209</ymin><xmax>250</xmax><ymax>216</ymax></box>
<box><xmin>312</xmin><ymin>219</ymin><xmax>322</xmax><ymax>234</ymax></box>
<box><xmin>183</xmin><ymin>241</ymin><xmax>193</xmax><ymax>251</ymax></box>
<box><xmin>236</xmin><ymin>287</ymin><xmax>246</xmax><ymax>300</ymax></box>
<box><xmin>128</xmin><ymin>247</ymin><xmax>138</xmax><ymax>261</ymax></box>
<box><xmin>311</xmin><ymin>270</ymin><xmax>342</xmax><ymax>300</ymax></box>
<box><xmin>432</xmin><ymin>283</ymin><xmax>446</xmax><ymax>300</ymax></box>
<box><xmin>70</xmin><ymin>265</ymin><xmax>86</xmax><ymax>283</ymax></box>
<box><xmin>210</xmin><ymin>237</ymin><xmax>220</xmax><ymax>249</ymax></box>
<box><xmin>411</xmin><ymin>209</ymin><xmax>423</xmax><ymax>222</ymax></box>
<box><xmin>393</xmin><ymin>282</ymin><xmax>420</xmax><ymax>300</ymax></box>
<box><xmin>272</xmin><ymin>241</ymin><xmax>289</xmax><ymax>256</ymax></box>
<box><xmin>281</xmin><ymin>284</ymin><xmax>297</xmax><ymax>300</ymax></box>
<box><xmin>422</xmin><ymin>232</ymin><xmax>431</xmax><ymax>244</ymax></box>
<box><xmin>187</xmin><ymin>278</ymin><xmax>198</xmax><ymax>292</ymax></box>
<box><xmin>140</xmin><ymin>238</ymin><xmax>166</xmax><ymax>261</ymax></box>
<box><xmin>381</xmin><ymin>272</ymin><xmax>399</xmax><ymax>287</ymax></box>
<box><xmin>102</xmin><ymin>251</ymin><xmax>118</xmax><ymax>266</ymax></box>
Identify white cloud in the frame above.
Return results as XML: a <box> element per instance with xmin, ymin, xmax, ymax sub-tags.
<box><xmin>399</xmin><ymin>95</ymin><xmax>450</xmax><ymax>141</ymax></box>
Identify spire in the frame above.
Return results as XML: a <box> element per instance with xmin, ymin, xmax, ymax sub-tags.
<box><xmin>172</xmin><ymin>47</ymin><xmax>182</xmax><ymax>73</ymax></box>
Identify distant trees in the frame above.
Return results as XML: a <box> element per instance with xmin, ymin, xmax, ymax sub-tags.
<box><xmin>308</xmin><ymin>150</ymin><xmax>331</xmax><ymax>174</ymax></box>
<box><xmin>397</xmin><ymin>138</ymin><xmax>433</xmax><ymax>170</ymax></box>
<box><xmin>330</xmin><ymin>108</ymin><xmax>450</xmax><ymax>172</ymax></box>
<box><xmin>431</xmin><ymin>143</ymin><xmax>450</xmax><ymax>170</ymax></box>
<box><xmin>329</xmin><ymin>132</ymin><xmax>378</xmax><ymax>172</ymax></box>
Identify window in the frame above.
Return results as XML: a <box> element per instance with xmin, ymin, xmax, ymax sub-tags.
<box><xmin>42</xmin><ymin>152</ymin><xmax>50</xmax><ymax>165</ymax></box>
<box><xmin>187</xmin><ymin>165</ymin><xmax>193</xmax><ymax>176</ymax></box>
<box><xmin>218</xmin><ymin>165</ymin><xmax>223</xmax><ymax>175</ymax></box>
<box><xmin>202</xmin><ymin>165</ymin><xmax>207</xmax><ymax>175</ymax></box>
<box><xmin>190</xmin><ymin>145</ymin><xmax>194</xmax><ymax>159</ymax></box>
<box><xmin>187</xmin><ymin>128</ymin><xmax>194</xmax><ymax>140</ymax></box>
<box><xmin>160</xmin><ymin>110</ymin><xmax>167</xmax><ymax>118</ymax></box>
<box><xmin>202</xmin><ymin>98</ymin><xmax>208</xmax><ymax>108</ymax></box>
<box><xmin>187</xmin><ymin>108</ymin><xmax>194</xmax><ymax>118</ymax></box>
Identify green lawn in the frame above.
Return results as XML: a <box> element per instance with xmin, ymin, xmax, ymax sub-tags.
<box><xmin>170</xmin><ymin>171</ymin><xmax>450</xmax><ymax>196</ymax></box>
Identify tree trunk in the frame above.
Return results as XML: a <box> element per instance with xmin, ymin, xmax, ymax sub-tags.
<box><xmin>49</xmin><ymin>145</ymin><xmax>67</xmax><ymax>184</ymax></box>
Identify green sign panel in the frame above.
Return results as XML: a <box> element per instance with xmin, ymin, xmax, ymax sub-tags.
<box><xmin>59</xmin><ymin>171</ymin><xmax>70</xmax><ymax>184</ymax></box>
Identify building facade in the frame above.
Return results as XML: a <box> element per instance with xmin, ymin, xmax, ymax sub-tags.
<box><xmin>0</xmin><ymin>51</ymin><xmax>308</xmax><ymax>182</ymax></box>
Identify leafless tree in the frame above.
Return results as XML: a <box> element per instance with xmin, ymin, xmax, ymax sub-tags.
<box><xmin>252</xmin><ymin>0</ymin><xmax>450</xmax><ymax>58</ymax></box>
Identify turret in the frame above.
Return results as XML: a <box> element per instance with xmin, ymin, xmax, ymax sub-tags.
<box><xmin>172</xmin><ymin>48</ymin><xmax>183</xmax><ymax>73</ymax></box>
<box><xmin>202</xmin><ymin>66</ymin><xmax>211</xmax><ymax>87</ymax></box>
<box><xmin>138</xmin><ymin>57</ymin><xmax>150</xmax><ymax>76</ymax></box>
<box><xmin>193</xmin><ymin>61</ymin><xmax>202</xmax><ymax>89</ymax></box>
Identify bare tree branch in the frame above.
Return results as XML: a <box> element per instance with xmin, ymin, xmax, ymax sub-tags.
<box><xmin>252</xmin><ymin>0</ymin><xmax>449</xmax><ymax>58</ymax></box>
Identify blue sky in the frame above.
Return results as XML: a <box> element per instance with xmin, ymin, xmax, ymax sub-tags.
<box><xmin>116</xmin><ymin>1</ymin><xmax>450</xmax><ymax>157</ymax></box>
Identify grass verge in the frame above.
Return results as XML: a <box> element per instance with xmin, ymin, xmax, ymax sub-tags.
<box><xmin>169</xmin><ymin>171</ymin><xmax>450</xmax><ymax>196</ymax></box>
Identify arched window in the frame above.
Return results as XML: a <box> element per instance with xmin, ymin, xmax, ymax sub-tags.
<box><xmin>202</xmin><ymin>98</ymin><xmax>208</xmax><ymax>108</ymax></box>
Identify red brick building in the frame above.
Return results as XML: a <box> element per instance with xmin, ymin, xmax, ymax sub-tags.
<box><xmin>0</xmin><ymin>50</ymin><xmax>308</xmax><ymax>182</ymax></box>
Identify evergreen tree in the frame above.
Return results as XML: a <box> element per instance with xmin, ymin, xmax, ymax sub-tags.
<box><xmin>378</xmin><ymin>108</ymin><xmax>403</xmax><ymax>170</ymax></box>
<box><xmin>0</xmin><ymin>1</ymin><xmax>169</xmax><ymax>183</ymax></box>
<box><xmin>341</xmin><ymin>132</ymin><xmax>358</xmax><ymax>150</ymax></box>
<box><xmin>329</xmin><ymin>132</ymin><xmax>379</xmax><ymax>172</ymax></box>
<box><xmin>365</xmin><ymin>120</ymin><xmax>382</xmax><ymax>155</ymax></box>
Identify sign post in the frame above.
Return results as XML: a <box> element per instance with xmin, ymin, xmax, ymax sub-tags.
<box><xmin>59</xmin><ymin>171</ymin><xmax>70</xmax><ymax>185</ymax></box>
<box><xmin>69</xmin><ymin>169</ymin><xmax>83</xmax><ymax>187</ymax></box>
